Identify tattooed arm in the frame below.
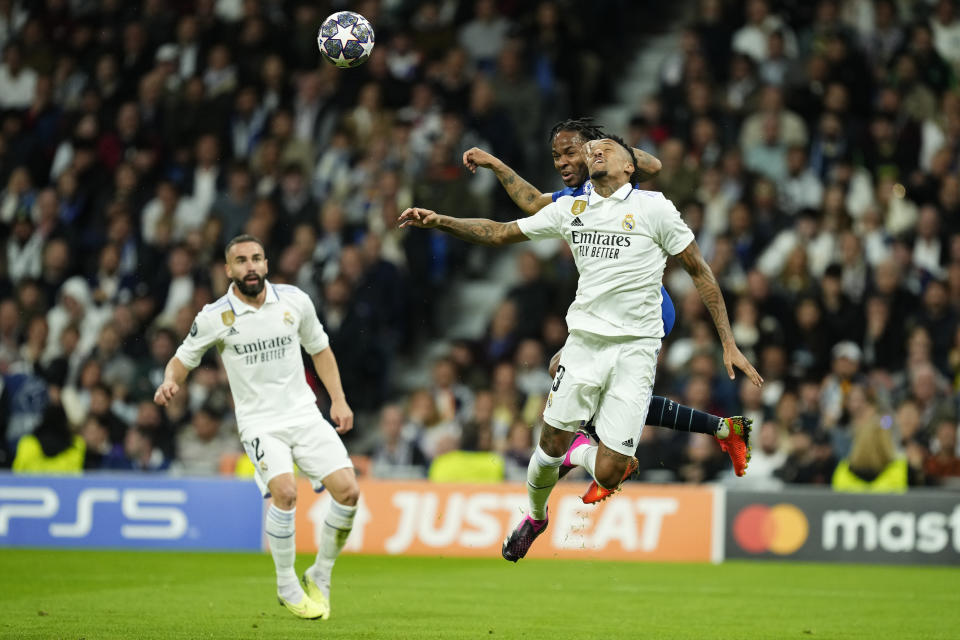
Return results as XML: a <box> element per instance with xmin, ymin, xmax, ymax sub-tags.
<box><xmin>463</xmin><ymin>147</ymin><xmax>553</xmax><ymax>215</ymax></box>
<box><xmin>632</xmin><ymin>147</ymin><xmax>662</xmax><ymax>181</ymax></box>
<box><xmin>674</xmin><ymin>240</ymin><xmax>764</xmax><ymax>386</ymax></box>
<box><xmin>398</xmin><ymin>207</ymin><xmax>529</xmax><ymax>246</ymax></box>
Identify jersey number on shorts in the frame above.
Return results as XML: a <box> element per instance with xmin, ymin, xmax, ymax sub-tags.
<box><xmin>552</xmin><ymin>365</ymin><xmax>566</xmax><ymax>391</ymax></box>
<box><xmin>251</xmin><ymin>437</ymin><xmax>265</xmax><ymax>461</ymax></box>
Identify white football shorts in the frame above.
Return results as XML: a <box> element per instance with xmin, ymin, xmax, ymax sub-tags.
<box><xmin>240</xmin><ymin>417</ymin><xmax>353</xmax><ymax>497</ymax></box>
<box><xmin>543</xmin><ymin>329</ymin><xmax>659</xmax><ymax>456</ymax></box>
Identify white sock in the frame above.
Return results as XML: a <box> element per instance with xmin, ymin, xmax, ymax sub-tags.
<box><xmin>571</xmin><ymin>444</ymin><xmax>599</xmax><ymax>483</ymax></box>
<box><xmin>265</xmin><ymin>504</ymin><xmax>303</xmax><ymax>603</ymax></box>
<box><xmin>527</xmin><ymin>446</ymin><xmax>563</xmax><ymax>521</ymax></box>
<box><xmin>307</xmin><ymin>499</ymin><xmax>357</xmax><ymax>599</ymax></box>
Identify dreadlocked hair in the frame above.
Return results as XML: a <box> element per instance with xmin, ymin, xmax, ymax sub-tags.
<box><xmin>549</xmin><ymin>117</ymin><xmax>606</xmax><ymax>143</ymax></box>
<box><xmin>602</xmin><ymin>133</ymin><xmax>641</xmax><ymax>186</ymax></box>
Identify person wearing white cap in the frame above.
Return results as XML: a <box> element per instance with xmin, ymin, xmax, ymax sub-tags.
<box><xmin>821</xmin><ymin>340</ymin><xmax>864</xmax><ymax>429</ymax></box>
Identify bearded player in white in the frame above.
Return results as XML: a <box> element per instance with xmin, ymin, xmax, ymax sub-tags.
<box><xmin>399</xmin><ymin>136</ymin><xmax>763</xmax><ymax>562</ymax></box>
<box><xmin>154</xmin><ymin>234</ymin><xmax>358</xmax><ymax>618</ymax></box>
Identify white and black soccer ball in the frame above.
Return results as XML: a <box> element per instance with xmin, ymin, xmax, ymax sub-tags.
<box><xmin>317</xmin><ymin>11</ymin><xmax>375</xmax><ymax>69</ymax></box>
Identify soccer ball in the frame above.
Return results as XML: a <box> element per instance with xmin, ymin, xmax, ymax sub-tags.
<box><xmin>317</xmin><ymin>11</ymin><xmax>375</xmax><ymax>69</ymax></box>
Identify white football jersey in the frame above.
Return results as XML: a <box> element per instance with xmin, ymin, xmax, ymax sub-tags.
<box><xmin>517</xmin><ymin>183</ymin><xmax>694</xmax><ymax>339</ymax></box>
<box><xmin>174</xmin><ymin>281</ymin><xmax>330</xmax><ymax>434</ymax></box>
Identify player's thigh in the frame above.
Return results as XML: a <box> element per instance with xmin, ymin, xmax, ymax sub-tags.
<box><xmin>321</xmin><ymin>467</ymin><xmax>360</xmax><ymax>506</ymax></box>
<box><xmin>240</xmin><ymin>432</ymin><xmax>295</xmax><ymax>498</ymax></box>
<box><xmin>548</xmin><ymin>348</ymin><xmax>562</xmax><ymax>378</ymax></box>
<box><xmin>594</xmin><ymin>338</ymin><xmax>658</xmax><ymax>457</ymax></box>
<box><xmin>543</xmin><ymin>332</ymin><xmax>606</xmax><ymax>436</ymax></box>
<box><xmin>291</xmin><ymin>418</ymin><xmax>354</xmax><ymax>493</ymax></box>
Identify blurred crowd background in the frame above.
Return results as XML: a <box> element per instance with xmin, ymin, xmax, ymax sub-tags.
<box><xmin>1</xmin><ymin>0</ymin><xmax>959</xmax><ymax>493</ymax></box>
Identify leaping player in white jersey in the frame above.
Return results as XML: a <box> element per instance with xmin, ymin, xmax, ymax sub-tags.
<box><xmin>400</xmin><ymin>136</ymin><xmax>762</xmax><ymax>562</ymax></box>
<box><xmin>154</xmin><ymin>234</ymin><xmax>359</xmax><ymax>619</ymax></box>
<box><xmin>463</xmin><ymin>118</ymin><xmax>755</xmax><ymax>490</ymax></box>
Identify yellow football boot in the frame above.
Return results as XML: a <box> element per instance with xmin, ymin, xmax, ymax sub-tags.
<box><xmin>277</xmin><ymin>592</ymin><xmax>328</xmax><ymax>620</ymax></box>
<box><xmin>301</xmin><ymin>573</ymin><xmax>331</xmax><ymax>619</ymax></box>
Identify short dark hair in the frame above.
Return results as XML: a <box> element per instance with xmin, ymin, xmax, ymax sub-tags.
<box><xmin>549</xmin><ymin>117</ymin><xmax>606</xmax><ymax>144</ymax></box>
<box><xmin>600</xmin><ymin>133</ymin><xmax>640</xmax><ymax>186</ymax></box>
<box><xmin>224</xmin><ymin>234</ymin><xmax>265</xmax><ymax>259</ymax></box>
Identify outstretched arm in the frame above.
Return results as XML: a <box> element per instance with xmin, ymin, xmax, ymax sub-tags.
<box><xmin>463</xmin><ymin>147</ymin><xmax>553</xmax><ymax>215</ymax></box>
<box><xmin>398</xmin><ymin>207</ymin><xmax>528</xmax><ymax>246</ymax></box>
<box><xmin>674</xmin><ymin>240</ymin><xmax>763</xmax><ymax>386</ymax></box>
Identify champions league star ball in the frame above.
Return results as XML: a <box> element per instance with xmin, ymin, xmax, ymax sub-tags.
<box><xmin>317</xmin><ymin>11</ymin><xmax>375</xmax><ymax>68</ymax></box>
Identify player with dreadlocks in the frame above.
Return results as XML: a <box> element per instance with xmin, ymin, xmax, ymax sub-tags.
<box><xmin>462</xmin><ymin>120</ymin><xmax>755</xmax><ymax>496</ymax></box>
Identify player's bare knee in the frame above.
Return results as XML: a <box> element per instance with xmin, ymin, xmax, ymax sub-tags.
<box><xmin>271</xmin><ymin>483</ymin><xmax>298</xmax><ymax>509</ymax></box>
<box><xmin>336</xmin><ymin>485</ymin><xmax>360</xmax><ymax>506</ymax></box>
<box><xmin>539</xmin><ymin>424</ymin><xmax>573</xmax><ymax>458</ymax></box>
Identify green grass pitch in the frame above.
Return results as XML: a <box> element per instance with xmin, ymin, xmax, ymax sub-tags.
<box><xmin>0</xmin><ymin>550</ymin><xmax>957</xmax><ymax>639</ymax></box>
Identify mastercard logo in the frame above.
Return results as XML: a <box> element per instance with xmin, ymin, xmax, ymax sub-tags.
<box><xmin>733</xmin><ymin>503</ymin><xmax>809</xmax><ymax>555</ymax></box>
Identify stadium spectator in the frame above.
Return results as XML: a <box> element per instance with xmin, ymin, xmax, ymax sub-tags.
<box><xmin>172</xmin><ymin>403</ymin><xmax>238</xmax><ymax>476</ymax></box>
<box><xmin>923</xmin><ymin>418</ymin><xmax>960</xmax><ymax>485</ymax></box>
<box><xmin>733</xmin><ymin>420</ymin><xmax>786</xmax><ymax>488</ymax></box>
<box><xmin>370</xmin><ymin>403</ymin><xmax>428</xmax><ymax>479</ymax></box>
<box><xmin>103</xmin><ymin>424</ymin><xmax>169</xmax><ymax>472</ymax></box>
<box><xmin>11</xmin><ymin>403</ymin><xmax>83</xmax><ymax>473</ymax></box>
<box><xmin>832</xmin><ymin>409</ymin><xmax>908</xmax><ymax>493</ymax></box>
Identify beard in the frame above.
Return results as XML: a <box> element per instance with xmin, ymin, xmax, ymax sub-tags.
<box><xmin>590</xmin><ymin>168</ymin><xmax>608</xmax><ymax>179</ymax></box>
<box><xmin>233</xmin><ymin>273</ymin><xmax>265</xmax><ymax>297</ymax></box>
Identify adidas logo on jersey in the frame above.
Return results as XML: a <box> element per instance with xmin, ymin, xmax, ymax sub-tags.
<box><xmin>571</xmin><ymin>217</ymin><xmax>584</xmax><ymax>227</ymax></box>
<box><xmin>621</xmin><ymin>438</ymin><xmax>634</xmax><ymax>448</ymax></box>
<box><xmin>227</xmin><ymin>327</ymin><xmax>240</xmax><ymax>336</ymax></box>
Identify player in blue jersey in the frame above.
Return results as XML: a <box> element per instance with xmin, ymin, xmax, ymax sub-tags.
<box><xmin>463</xmin><ymin>119</ymin><xmax>752</xmax><ymax>490</ymax></box>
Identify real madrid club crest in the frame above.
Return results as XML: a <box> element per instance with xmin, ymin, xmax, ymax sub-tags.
<box><xmin>571</xmin><ymin>200</ymin><xmax>586</xmax><ymax>215</ymax></box>
<box><xmin>259</xmin><ymin>460</ymin><xmax>269</xmax><ymax>472</ymax></box>
<box><xmin>221</xmin><ymin>310</ymin><xmax>236</xmax><ymax>326</ymax></box>
<box><xmin>622</xmin><ymin>214</ymin><xmax>636</xmax><ymax>231</ymax></box>
<box><xmin>547</xmin><ymin>392</ymin><xmax>553</xmax><ymax>407</ymax></box>
<box><xmin>283</xmin><ymin>311</ymin><xmax>295</xmax><ymax>326</ymax></box>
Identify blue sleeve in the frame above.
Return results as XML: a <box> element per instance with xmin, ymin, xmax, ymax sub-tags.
<box><xmin>552</xmin><ymin>186</ymin><xmax>575</xmax><ymax>202</ymax></box>
<box><xmin>661</xmin><ymin>286</ymin><xmax>676</xmax><ymax>337</ymax></box>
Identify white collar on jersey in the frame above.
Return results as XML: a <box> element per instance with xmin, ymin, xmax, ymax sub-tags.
<box><xmin>227</xmin><ymin>279</ymin><xmax>279</xmax><ymax>315</ymax></box>
<box><xmin>587</xmin><ymin>182</ymin><xmax>633</xmax><ymax>206</ymax></box>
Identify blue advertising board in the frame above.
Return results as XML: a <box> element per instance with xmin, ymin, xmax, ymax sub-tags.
<box><xmin>0</xmin><ymin>473</ymin><xmax>263</xmax><ymax>550</ymax></box>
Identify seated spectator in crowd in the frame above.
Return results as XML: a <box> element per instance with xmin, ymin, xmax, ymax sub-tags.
<box><xmin>430</xmin><ymin>356</ymin><xmax>473</xmax><ymax>425</ymax></box>
<box><xmin>172</xmin><ymin>404</ymin><xmax>239</xmax><ymax>476</ymax></box>
<box><xmin>832</xmin><ymin>416</ymin><xmax>907</xmax><ymax>493</ymax></box>
<box><xmin>735</xmin><ymin>421</ymin><xmax>787</xmax><ymax>487</ymax></box>
<box><xmin>460</xmin><ymin>389</ymin><xmax>496</xmax><ymax>450</ymax></box>
<box><xmin>12</xmin><ymin>403</ymin><xmax>84</xmax><ymax>473</ymax></box>
<box><xmin>80</xmin><ymin>415</ymin><xmax>120</xmax><ymax>470</ymax></box>
<box><xmin>370</xmin><ymin>404</ymin><xmax>427</xmax><ymax>479</ymax></box>
<box><xmin>923</xmin><ymin>419</ymin><xmax>960</xmax><ymax>485</ymax></box>
<box><xmin>502</xmin><ymin>420</ymin><xmax>533</xmax><ymax>483</ymax></box>
<box><xmin>678</xmin><ymin>433</ymin><xmax>727</xmax><ymax>483</ymax></box>
<box><xmin>406</xmin><ymin>389</ymin><xmax>459</xmax><ymax>462</ymax></box>
<box><xmin>103</xmin><ymin>425</ymin><xmax>169</xmax><ymax>472</ymax></box>
<box><xmin>776</xmin><ymin>427</ymin><xmax>837</xmax><ymax>485</ymax></box>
